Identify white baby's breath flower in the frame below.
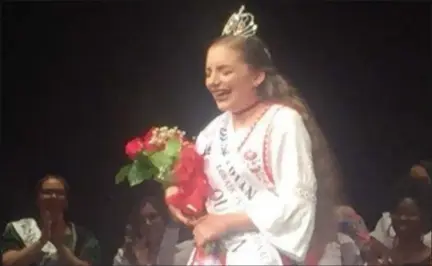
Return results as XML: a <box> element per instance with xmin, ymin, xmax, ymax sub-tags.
<box><xmin>159</xmin><ymin>132</ymin><xmax>167</xmax><ymax>139</ymax></box>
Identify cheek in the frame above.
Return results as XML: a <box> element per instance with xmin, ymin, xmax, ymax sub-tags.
<box><xmin>219</xmin><ymin>74</ymin><xmax>239</xmax><ymax>89</ymax></box>
<box><xmin>230</xmin><ymin>77</ymin><xmax>255</xmax><ymax>96</ymax></box>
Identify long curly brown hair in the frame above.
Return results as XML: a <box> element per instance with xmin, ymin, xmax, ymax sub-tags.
<box><xmin>210</xmin><ymin>35</ymin><xmax>342</xmax><ymax>251</ymax></box>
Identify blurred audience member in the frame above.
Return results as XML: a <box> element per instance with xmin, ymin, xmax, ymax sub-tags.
<box><xmin>1</xmin><ymin>174</ymin><xmax>101</xmax><ymax>266</ymax></box>
<box><xmin>384</xmin><ymin>178</ymin><xmax>431</xmax><ymax>265</ymax></box>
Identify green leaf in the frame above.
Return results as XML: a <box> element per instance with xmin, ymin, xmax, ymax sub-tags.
<box><xmin>149</xmin><ymin>151</ymin><xmax>174</xmax><ymax>170</ymax></box>
<box><xmin>127</xmin><ymin>160</ymin><xmax>154</xmax><ymax>187</ymax></box>
<box><xmin>164</xmin><ymin>139</ymin><xmax>181</xmax><ymax>158</ymax></box>
<box><xmin>115</xmin><ymin>164</ymin><xmax>132</xmax><ymax>184</ymax></box>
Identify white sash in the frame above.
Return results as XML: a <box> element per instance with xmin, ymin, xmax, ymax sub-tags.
<box><xmin>12</xmin><ymin>218</ymin><xmax>57</xmax><ymax>255</ymax></box>
<box><xmin>195</xmin><ymin>106</ymin><xmax>285</xmax><ymax>265</ymax></box>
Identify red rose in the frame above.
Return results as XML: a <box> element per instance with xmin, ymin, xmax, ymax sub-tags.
<box><xmin>125</xmin><ymin>138</ymin><xmax>145</xmax><ymax>159</ymax></box>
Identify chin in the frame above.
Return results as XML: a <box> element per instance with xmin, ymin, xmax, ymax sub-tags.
<box><xmin>215</xmin><ymin>101</ymin><xmax>233</xmax><ymax>112</ymax></box>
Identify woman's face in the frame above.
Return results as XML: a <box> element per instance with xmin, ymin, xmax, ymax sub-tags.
<box><xmin>391</xmin><ymin>197</ymin><xmax>424</xmax><ymax>240</ymax></box>
<box><xmin>205</xmin><ymin>43</ymin><xmax>263</xmax><ymax>112</ymax></box>
<box><xmin>37</xmin><ymin>178</ymin><xmax>67</xmax><ymax>213</ymax></box>
<box><xmin>137</xmin><ymin>200</ymin><xmax>165</xmax><ymax>256</ymax></box>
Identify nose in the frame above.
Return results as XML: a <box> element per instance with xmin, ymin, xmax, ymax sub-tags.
<box><xmin>399</xmin><ymin>215</ymin><xmax>411</xmax><ymax>221</ymax></box>
<box><xmin>206</xmin><ymin>73</ymin><xmax>221</xmax><ymax>89</ymax></box>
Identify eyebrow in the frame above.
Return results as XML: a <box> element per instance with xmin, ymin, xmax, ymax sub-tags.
<box><xmin>205</xmin><ymin>64</ymin><xmax>233</xmax><ymax>72</ymax></box>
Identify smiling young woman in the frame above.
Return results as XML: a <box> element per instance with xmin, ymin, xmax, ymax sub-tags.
<box><xmin>165</xmin><ymin>5</ymin><xmax>342</xmax><ymax>265</ymax></box>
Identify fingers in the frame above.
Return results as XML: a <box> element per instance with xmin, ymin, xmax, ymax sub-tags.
<box><xmin>192</xmin><ymin>228</ymin><xmax>203</xmax><ymax>247</ymax></box>
<box><xmin>193</xmin><ymin>222</ymin><xmax>210</xmax><ymax>247</ymax></box>
<box><xmin>188</xmin><ymin>215</ymin><xmax>207</xmax><ymax>227</ymax></box>
<box><xmin>44</xmin><ymin>211</ymin><xmax>51</xmax><ymax>221</ymax></box>
<box><xmin>193</xmin><ymin>229</ymin><xmax>208</xmax><ymax>247</ymax></box>
<box><xmin>168</xmin><ymin>205</ymin><xmax>202</xmax><ymax>227</ymax></box>
<box><xmin>168</xmin><ymin>205</ymin><xmax>190</xmax><ymax>225</ymax></box>
<box><xmin>44</xmin><ymin>211</ymin><xmax>52</xmax><ymax>226</ymax></box>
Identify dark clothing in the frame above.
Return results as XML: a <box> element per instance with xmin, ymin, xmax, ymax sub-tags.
<box><xmin>177</xmin><ymin>225</ymin><xmax>192</xmax><ymax>243</ymax></box>
<box><xmin>0</xmin><ymin>218</ymin><xmax>101</xmax><ymax>266</ymax></box>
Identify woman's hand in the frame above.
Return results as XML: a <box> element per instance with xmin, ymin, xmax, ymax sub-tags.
<box><xmin>167</xmin><ymin>204</ymin><xmax>197</xmax><ymax>226</ymax></box>
<box><xmin>165</xmin><ymin>186</ymin><xmax>200</xmax><ymax>227</ymax></box>
<box><xmin>192</xmin><ymin>214</ymin><xmax>228</xmax><ymax>247</ymax></box>
<box><xmin>40</xmin><ymin>211</ymin><xmax>51</xmax><ymax>244</ymax></box>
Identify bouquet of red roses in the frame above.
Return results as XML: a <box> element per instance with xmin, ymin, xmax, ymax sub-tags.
<box><xmin>116</xmin><ymin>126</ymin><xmax>209</xmax><ymax>216</ymax></box>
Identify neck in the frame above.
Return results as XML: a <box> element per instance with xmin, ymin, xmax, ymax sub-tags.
<box><xmin>395</xmin><ymin>236</ymin><xmax>425</xmax><ymax>251</ymax></box>
<box><xmin>231</xmin><ymin>101</ymin><xmax>268</xmax><ymax>128</ymax></box>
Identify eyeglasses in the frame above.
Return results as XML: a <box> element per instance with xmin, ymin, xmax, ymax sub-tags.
<box><xmin>40</xmin><ymin>189</ymin><xmax>66</xmax><ymax>198</ymax></box>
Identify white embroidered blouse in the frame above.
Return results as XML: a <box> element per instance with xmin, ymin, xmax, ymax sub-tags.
<box><xmin>194</xmin><ymin>105</ymin><xmax>317</xmax><ymax>263</ymax></box>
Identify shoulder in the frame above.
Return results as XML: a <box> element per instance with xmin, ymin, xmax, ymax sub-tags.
<box><xmin>272</xmin><ymin>105</ymin><xmax>305</xmax><ymax>130</ymax></box>
<box><xmin>199</xmin><ymin>112</ymin><xmax>227</xmax><ymax>137</ymax></box>
<box><xmin>273</xmin><ymin>104</ymin><xmax>302</xmax><ymax>118</ymax></box>
<box><xmin>371</xmin><ymin>212</ymin><xmax>392</xmax><ymax>235</ymax></box>
<box><xmin>270</xmin><ymin>105</ymin><xmax>310</xmax><ymax>142</ymax></box>
<box><xmin>0</xmin><ymin>219</ymin><xmax>31</xmax><ymax>253</ymax></box>
<box><xmin>195</xmin><ymin>112</ymin><xmax>227</xmax><ymax>154</ymax></box>
<box><xmin>5</xmin><ymin>218</ymin><xmax>36</xmax><ymax>232</ymax></box>
<box><xmin>9</xmin><ymin>218</ymin><xmax>36</xmax><ymax>225</ymax></box>
<box><xmin>2</xmin><ymin>222</ymin><xmax>17</xmax><ymax>235</ymax></box>
<box><xmin>424</xmin><ymin>231</ymin><xmax>431</xmax><ymax>247</ymax></box>
<box><xmin>380</xmin><ymin>212</ymin><xmax>391</xmax><ymax>225</ymax></box>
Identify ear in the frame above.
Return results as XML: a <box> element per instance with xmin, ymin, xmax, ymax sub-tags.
<box><xmin>252</xmin><ymin>70</ymin><xmax>266</xmax><ymax>88</ymax></box>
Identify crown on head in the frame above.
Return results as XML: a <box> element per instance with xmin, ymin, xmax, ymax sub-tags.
<box><xmin>221</xmin><ymin>5</ymin><xmax>258</xmax><ymax>37</ymax></box>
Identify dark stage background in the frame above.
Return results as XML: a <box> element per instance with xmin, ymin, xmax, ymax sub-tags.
<box><xmin>1</xmin><ymin>1</ymin><xmax>431</xmax><ymax>264</ymax></box>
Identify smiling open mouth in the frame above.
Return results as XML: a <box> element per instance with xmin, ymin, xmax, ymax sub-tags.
<box><xmin>213</xmin><ymin>90</ymin><xmax>231</xmax><ymax>101</ymax></box>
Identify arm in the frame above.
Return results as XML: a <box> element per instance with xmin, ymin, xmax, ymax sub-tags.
<box><xmin>369</xmin><ymin>214</ymin><xmax>391</xmax><ymax>259</ymax></box>
<box><xmin>225</xmin><ymin>109</ymin><xmax>317</xmax><ymax>261</ymax></box>
<box><xmin>336</xmin><ymin>206</ymin><xmax>372</xmax><ymax>250</ymax></box>
<box><xmin>338</xmin><ymin>233</ymin><xmax>364</xmax><ymax>266</ymax></box>
<box><xmin>369</xmin><ymin>213</ymin><xmax>391</xmax><ymax>248</ymax></box>
<box><xmin>56</xmin><ymin>245</ymin><xmax>90</xmax><ymax>266</ymax></box>
<box><xmin>2</xmin><ymin>242</ymin><xmax>45</xmax><ymax>266</ymax></box>
<box><xmin>1</xmin><ymin>223</ymin><xmax>45</xmax><ymax>266</ymax></box>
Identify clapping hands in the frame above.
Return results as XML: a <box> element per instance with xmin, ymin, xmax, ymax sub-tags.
<box><xmin>40</xmin><ymin>211</ymin><xmax>66</xmax><ymax>246</ymax></box>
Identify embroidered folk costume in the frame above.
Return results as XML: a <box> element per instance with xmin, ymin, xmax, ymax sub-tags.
<box><xmin>177</xmin><ymin>5</ymin><xmax>326</xmax><ymax>265</ymax></box>
<box><xmin>188</xmin><ymin>104</ymin><xmax>317</xmax><ymax>265</ymax></box>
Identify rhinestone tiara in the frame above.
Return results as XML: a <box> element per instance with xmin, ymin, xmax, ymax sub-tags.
<box><xmin>221</xmin><ymin>5</ymin><xmax>258</xmax><ymax>37</ymax></box>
